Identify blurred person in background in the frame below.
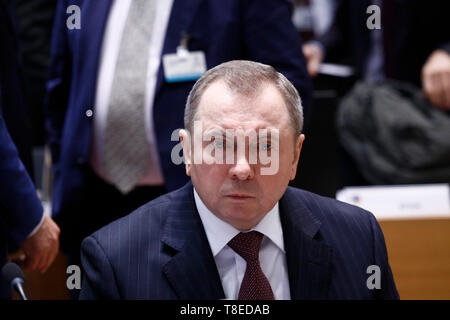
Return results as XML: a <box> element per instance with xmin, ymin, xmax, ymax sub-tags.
<box><xmin>12</xmin><ymin>0</ymin><xmax>58</xmax><ymax>150</ymax></box>
<box><xmin>301</xmin><ymin>0</ymin><xmax>450</xmax><ymax>187</ymax></box>
<box><xmin>289</xmin><ymin>0</ymin><xmax>342</xmax><ymax>197</ymax></box>
<box><xmin>303</xmin><ymin>0</ymin><xmax>450</xmax><ymax>92</ymax></box>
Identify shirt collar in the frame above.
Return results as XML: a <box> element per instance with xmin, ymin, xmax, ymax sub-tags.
<box><xmin>193</xmin><ymin>188</ymin><xmax>285</xmax><ymax>257</ymax></box>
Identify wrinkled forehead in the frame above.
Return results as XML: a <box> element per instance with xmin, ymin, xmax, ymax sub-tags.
<box><xmin>197</xmin><ymin>80</ymin><xmax>291</xmax><ymax>132</ymax></box>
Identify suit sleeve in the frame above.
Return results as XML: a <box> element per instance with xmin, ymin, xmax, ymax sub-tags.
<box><xmin>242</xmin><ymin>0</ymin><xmax>313</xmax><ymax>127</ymax></box>
<box><xmin>0</xmin><ymin>110</ymin><xmax>43</xmax><ymax>246</ymax></box>
<box><xmin>45</xmin><ymin>0</ymin><xmax>72</xmax><ymax>165</ymax></box>
<box><xmin>79</xmin><ymin>235</ymin><xmax>121</xmax><ymax>300</ymax></box>
<box><xmin>368</xmin><ymin>214</ymin><xmax>400</xmax><ymax>300</ymax></box>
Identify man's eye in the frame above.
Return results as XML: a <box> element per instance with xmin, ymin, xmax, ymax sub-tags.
<box><xmin>214</xmin><ymin>140</ymin><xmax>224</xmax><ymax>148</ymax></box>
<box><xmin>260</xmin><ymin>143</ymin><xmax>271</xmax><ymax>151</ymax></box>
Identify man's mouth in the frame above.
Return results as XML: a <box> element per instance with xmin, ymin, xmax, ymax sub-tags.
<box><xmin>227</xmin><ymin>193</ymin><xmax>254</xmax><ymax>199</ymax></box>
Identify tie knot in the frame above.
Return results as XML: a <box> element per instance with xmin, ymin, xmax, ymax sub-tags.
<box><xmin>228</xmin><ymin>231</ymin><xmax>263</xmax><ymax>262</ymax></box>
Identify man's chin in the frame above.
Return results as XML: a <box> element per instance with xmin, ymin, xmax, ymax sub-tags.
<box><xmin>220</xmin><ymin>207</ymin><xmax>262</xmax><ymax>230</ymax></box>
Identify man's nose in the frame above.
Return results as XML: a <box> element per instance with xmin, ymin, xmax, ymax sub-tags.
<box><xmin>229</xmin><ymin>155</ymin><xmax>254</xmax><ymax>180</ymax></box>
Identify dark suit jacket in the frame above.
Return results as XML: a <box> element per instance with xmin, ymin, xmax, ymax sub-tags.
<box><xmin>320</xmin><ymin>0</ymin><xmax>450</xmax><ymax>86</ymax></box>
<box><xmin>45</xmin><ymin>0</ymin><xmax>312</xmax><ymax>218</ymax></box>
<box><xmin>0</xmin><ymin>103</ymin><xmax>43</xmax><ymax>300</ymax></box>
<box><xmin>0</xmin><ymin>108</ymin><xmax>42</xmax><ymax>252</ymax></box>
<box><xmin>0</xmin><ymin>0</ymin><xmax>35</xmax><ymax>178</ymax></box>
<box><xmin>80</xmin><ymin>183</ymin><xmax>399</xmax><ymax>300</ymax></box>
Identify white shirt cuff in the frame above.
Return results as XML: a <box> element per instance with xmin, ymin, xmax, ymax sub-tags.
<box><xmin>26</xmin><ymin>212</ymin><xmax>45</xmax><ymax>238</ymax></box>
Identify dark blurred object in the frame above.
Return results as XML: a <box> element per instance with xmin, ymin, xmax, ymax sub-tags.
<box><xmin>291</xmin><ymin>73</ymin><xmax>357</xmax><ymax>197</ymax></box>
<box><xmin>338</xmin><ymin>80</ymin><xmax>450</xmax><ymax>184</ymax></box>
<box><xmin>320</xmin><ymin>0</ymin><xmax>450</xmax><ymax>87</ymax></box>
<box><xmin>317</xmin><ymin>0</ymin><xmax>450</xmax><ymax>188</ymax></box>
<box><xmin>12</xmin><ymin>0</ymin><xmax>58</xmax><ymax>147</ymax></box>
<box><xmin>0</xmin><ymin>0</ymin><xmax>34</xmax><ymax>177</ymax></box>
<box><xmin>291</xmin><ymin>0</ymin><xmax>350</xmax><ymax>196</ymax></box>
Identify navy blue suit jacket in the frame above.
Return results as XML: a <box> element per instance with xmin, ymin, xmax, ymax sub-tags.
<box><xmin>0</xmin><ymin>0</ymin><xmax>35</xmax><ymax>177</ymax></box>
<box><xmin>0</xmin><ymin>109</ymin><xmax>43</xmax><ymax>248</ymax></box>
<box><xmin>45</xmin><ymin>0</ymin><xmax>312</xmax><ymax>217</ymax></box>
<box><xmin>0</xmin><ymin>105</ymin><xmax>44</xmax><ymax>299</ymax></box>
<box><xmin>80</xmin><ymin>183</ymin><xmax>399</xmax><ymax>299</ymax></box>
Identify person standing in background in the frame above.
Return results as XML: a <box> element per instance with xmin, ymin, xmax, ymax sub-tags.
<box><xmin>303</xmin><ymin>0</ymin><xmax>450</xmax><ymax>107</ymax></box>
<box><xmin>0</xmin><ymin>0</ymin><xmax>60</xmax><ymax>300</ymax></box>
<box><xmin>301</xmin><ymin>0</ymin><xmax>450</xmax><ymax>187</ymax></box>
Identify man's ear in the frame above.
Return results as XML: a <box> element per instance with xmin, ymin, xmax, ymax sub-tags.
<box><xmin>180</xmin><ymin>129</ymin><xmax>192</xmax><ymax>176</ymax></box>
<box><xmin>290</xmin><ymin>134</ymin><xmax>305</xmax><ymax>180</ymax></box>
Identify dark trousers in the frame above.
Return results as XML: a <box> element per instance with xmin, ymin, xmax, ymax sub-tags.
<box><xmin>54</xmin><ymin>166</ymin><xmax>167</xmax><ymax>299</ymax></box>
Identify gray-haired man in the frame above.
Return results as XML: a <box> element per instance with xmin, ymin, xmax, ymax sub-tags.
<box><xmin>80</xmin><ymin>61</ymin><xmax>398</xmax><ymax>300</ymax></box>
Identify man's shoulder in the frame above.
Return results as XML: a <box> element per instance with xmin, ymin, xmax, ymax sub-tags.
<box><xmin>86</xmin><ymin>184</ymin><xmax>193</xmax><ymax>244</ymax></box>
<box><xmin>283</xmin><ymin>187</ymin><xmax>382</xmax><ymax>257</ymax></box>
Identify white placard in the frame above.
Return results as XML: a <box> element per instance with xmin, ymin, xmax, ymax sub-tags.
<box><xmin>336</xmin><ymin>184</ymin><xmax>450</xmax><ymax>220</ymax></box>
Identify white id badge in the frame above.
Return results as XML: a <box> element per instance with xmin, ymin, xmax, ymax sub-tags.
<box><xmin>162</xmin><ymin>50</ymin><xmax>207</xmax><ymax>83</ymax></box>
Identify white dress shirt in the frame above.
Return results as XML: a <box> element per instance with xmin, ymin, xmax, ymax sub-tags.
<box><xmin>194</xmin><ymin>188</ymin><xmax>291</xmax><ymax>300</ymax></box>
<box><xmin>90</xmin><ymin>0</ymin><xmax>174</xmax><ymax>186</ymax></box>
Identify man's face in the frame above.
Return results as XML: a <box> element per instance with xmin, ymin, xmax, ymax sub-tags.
<box><xmin>181</xmin><ymin>80</ymin><xmax>304</xmax><ymax>230</ymax></box>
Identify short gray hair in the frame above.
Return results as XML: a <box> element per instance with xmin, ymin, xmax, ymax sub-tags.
<box><xmin>184</xmin><ymin>60</ymin><xmax>303</xmax><ymax>137</ymax></box>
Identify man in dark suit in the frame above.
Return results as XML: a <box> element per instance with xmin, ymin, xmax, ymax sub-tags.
<box><xmin>301</xmin><ymin>0</ymin><xmax>450</xmax><ymax>187</ymax></box>
<box><xmin>45</xmin><ymin>0</ymin><xmax>312</xmax><ymax>290</ymax></box>
<box><xmin>1</xmin><ymin>0</ymin><xmax>60</xmax><ymax>300</ymax></box>
<box><xmin>0</xmin><ymin>107</ymin><xmax>60</xmax><ymax>299</ymax></box>
<box><xmin>304</xmin><ymin>0</ymin><xmax>450</xmax><ymax>91</ymax></box>
<box><xmin>80</xmin><ymin>61</ymin><xmax>398</xmax><ymax>300</ymax></box>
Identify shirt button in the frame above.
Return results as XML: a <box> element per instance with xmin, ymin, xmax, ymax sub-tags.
<box><xmin>85</xmin><ymin>109</ymin><xmax>93</xmax><ymax>117</ymax></box>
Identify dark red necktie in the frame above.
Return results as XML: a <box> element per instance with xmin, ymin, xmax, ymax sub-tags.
<box><xmin>228</xmin><ymin>231</ymin><xmax>274</xmax><ymax>300</ymax></box>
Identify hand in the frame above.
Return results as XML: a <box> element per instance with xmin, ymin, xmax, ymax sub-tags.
<box><xmin>302</xmin><ymin>43</ymin><xmax>323</xmax><ymax>78</ymax></box>
<box><xmin>17</xmin><ymin>214</ymin><xmax>60</xmax><ymax>274</ymax></box>
<box><xmin>422</xmin><ymin>49</ymin><xmax>450</xmax><ymax>110</ymax></box>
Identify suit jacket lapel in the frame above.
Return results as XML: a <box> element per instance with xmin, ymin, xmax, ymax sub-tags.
<box><xmin>154</xmin><ymin>0</ymin><xmax>203</xmax><ymax>99</ymax></box>
<box><xmin>161</xmin><ymin>185</ymin><xmax>333</xmax><ymax>300</ymax></box>
<box><xmin>280</xmin><ymin>188</ymin><xmax>333</xmax><ymax>300</ymax></box>
<box><xmin>161</xmin><ymin>184</ymin><xmax>225</xmax><ymax>300</ymax></box>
